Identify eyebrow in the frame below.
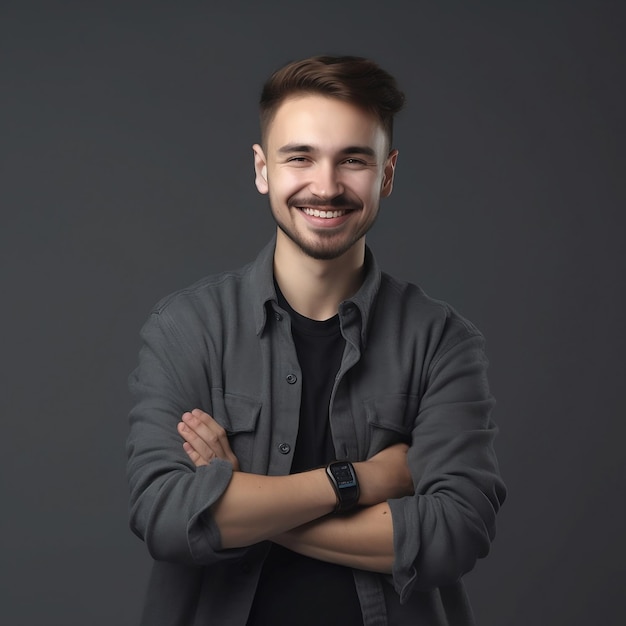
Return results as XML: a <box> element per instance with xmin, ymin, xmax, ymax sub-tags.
<box><xmin>277</xmin><ymin>143</ymin><xmax>377</xmax><ymax>158</ymax></box>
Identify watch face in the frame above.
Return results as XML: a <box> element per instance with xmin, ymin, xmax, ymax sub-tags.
<box><xmin>333</xmin><ymin>463</ymin><xmax>356</xmax><ymax>488</ymax></box>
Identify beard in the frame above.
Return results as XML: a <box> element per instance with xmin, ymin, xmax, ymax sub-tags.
<box><xmin>269</xmin><ymin>193</ymin><xmax>378</xmax><ymax>261</ymax></box>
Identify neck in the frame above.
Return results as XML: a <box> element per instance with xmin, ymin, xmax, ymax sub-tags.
<box><xmin>273</xmin><ymin>231</ymin><xmax>365</xmax><ymax>321</ymax></box>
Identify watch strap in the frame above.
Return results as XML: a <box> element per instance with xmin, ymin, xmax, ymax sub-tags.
<box><xmin>325</xmin><ymin>461</ymin><xmax>360</xmax><ymax>512</ymax></box>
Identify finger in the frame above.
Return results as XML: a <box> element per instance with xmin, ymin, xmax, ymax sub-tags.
<box><xmin>183</xmin><ymin>441</ymin><xmax>209</xmax><ymax>467</ymax></box>
<box><xmin>184</xmin><ymin>411</ymin><xmax>232</xmax><ymax>459</ymax></box>
<box><xmin>183</xmin><ymin>410</ymin><xmax>240</xmax><ymax>469</ymax></box>
<box><xmin>191</xmin><ymin>409</ymin><xmax>239</xmax><ymax>464</ymax></box>
<box><xmin>177</xmin><ymin>421</ymin><xmax>213</xmax><ymax>461</ymax></box>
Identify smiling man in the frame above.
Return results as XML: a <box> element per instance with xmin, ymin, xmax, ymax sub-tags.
<box><xmin>127</xmin><ymin>56</ymin><xmax>506</xmax><ymax>625</ymax></box>
<box><xmin>254</xmin><ymin>93</ymin><xmax>396</xmax><ymax>264</ymax></box>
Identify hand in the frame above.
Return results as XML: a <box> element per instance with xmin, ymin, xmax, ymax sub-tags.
<box><xmin>354</xmin><ymin>443</ymin><xmax>414</xmax><ymax>506</ymax></box>
<box><xmin>177</xmin><ymin>408</ymin><xmax>240</xmax><ymax>470</ymax></box>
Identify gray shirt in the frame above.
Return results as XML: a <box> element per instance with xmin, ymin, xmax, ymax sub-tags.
<box><xmin>127</xmin><ymin>238</ymin><xmax>506</xmax><ymax>625</ymax></box>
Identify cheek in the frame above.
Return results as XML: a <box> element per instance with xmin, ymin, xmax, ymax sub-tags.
<box><xmin>272</xmin><ymin>172</ymin><xmax>310</xmax><ymax>201</ymax></box>
<box><xmin>268</xmin><ymin>177</ymin><xmax>296</xmax><ymax>206</ymax></box>
<box><xmin>352</xmin><ymin>174</ymin><xmax>383</xmax><ymax>201</ymax></box>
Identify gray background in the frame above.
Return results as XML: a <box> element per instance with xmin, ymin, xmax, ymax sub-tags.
<box><xmin>1</xmin><ymin>1</ymin><xmax>624</xmax><ymax>624</ymax></box>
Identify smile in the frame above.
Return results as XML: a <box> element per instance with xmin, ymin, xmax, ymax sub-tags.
<box><xmin>300</xmin><ymin>207</ymin><xmax>350</xmax><ymax>219</ymax></box>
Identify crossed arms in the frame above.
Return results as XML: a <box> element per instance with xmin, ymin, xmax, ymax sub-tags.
<box><xmin>177</xmin><ymin>408</ymin><xmax>414</xmax><ymax>574</ymax></box>
<box><xmin>127</xmin><ymin>303</ymin><xmax>505</xmax><ymax>596</ymax></box>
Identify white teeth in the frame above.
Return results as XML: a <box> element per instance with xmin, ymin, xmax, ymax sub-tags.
<box><xmin>301</xmin><ymin>207</ymin><xmax>346</xmax><ymax>218</ymax></box>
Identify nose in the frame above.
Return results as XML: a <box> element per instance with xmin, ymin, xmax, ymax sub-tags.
<box><xmin>309</xmin><ymin>162</ymin><xmax>343</xmax><ymax>199</ymax></box>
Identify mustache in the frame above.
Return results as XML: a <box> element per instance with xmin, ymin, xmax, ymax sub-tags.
<box><xmin>288</xmin><ymin>194</ymin><xmax>361</xmax><ymax>210</ymax></box>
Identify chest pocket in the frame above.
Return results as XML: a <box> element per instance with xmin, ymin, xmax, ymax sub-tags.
<box><xmin>363</xmin><ymin>393</ymin><xmax>420</xmax><ymax>456</ymax></box>
<box><xmin>210</xmin><ymin>390</ymin><xmax>261</xmax><ymax>472</ymax></box>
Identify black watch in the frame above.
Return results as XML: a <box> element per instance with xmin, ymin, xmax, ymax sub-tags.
<box><xmin>325</xmin><ymin>461</ymin><xmax>360</xmax><ymax>512</ymax></box>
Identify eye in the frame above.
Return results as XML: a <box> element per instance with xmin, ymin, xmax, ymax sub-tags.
<box><xmin>342</xmin><ymin>158</ymin><xmax>367</xmax><ymax>167</ymax></box>
<box><xmin>286</xmin><ymin>156</ymin><xmax>309</xmax><ymax>164</ymax></box>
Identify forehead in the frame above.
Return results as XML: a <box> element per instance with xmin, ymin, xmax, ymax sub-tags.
<box><xmin>266</xmin><ymin>94</ymin><xmax>387</xmax><ymax>154</ymax></box>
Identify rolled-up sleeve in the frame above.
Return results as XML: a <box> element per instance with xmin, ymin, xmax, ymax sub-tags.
<box><xmin>126</xmin><ymin>308</ymin><xmax>242</xmax><ymax>565</ymax></box>
<box><xmin>389</xmin><ymin>328</ymin><xmax>506</xmax><ymax>602</ymax></box>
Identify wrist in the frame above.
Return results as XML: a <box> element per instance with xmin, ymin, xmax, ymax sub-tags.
<box><xmin>351</xmin><ymin>460</ymin><xmax>385</xmax><ymax>507</ymax></box>
<box><xmin>325</xmin><ymin>461</ymin><xmax>360</xmax><ymax>512</ymax></box>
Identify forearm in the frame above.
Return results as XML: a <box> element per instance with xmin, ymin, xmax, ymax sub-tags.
<box><xmin>181</xmin><ymin>409</ymin><xmax>413</xmax><ymax>553</ymax></box>
<box><xmin>273</xmin><ymin>502</ymin><xmax>395</xmax><ymax>574</ymax></box>
<box><xmin>212</xmin><ymin>468</ymin><xmax>337</xmax><ymax>548</ymax></box>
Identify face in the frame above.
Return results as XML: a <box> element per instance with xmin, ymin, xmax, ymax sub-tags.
<box><xmin>253</xmin><ymin>95</ymin><xmax>398</xmax><ymax>261</ymax></box>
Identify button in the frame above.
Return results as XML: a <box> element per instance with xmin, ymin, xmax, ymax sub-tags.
<box><xmin>274</xmin><ymin>312</ymin><xmax>283</xmax><ymax>321</ymax></box>
<box><xmin>286</xmin><ymin>373</ymin><xmax>297</xmax><ymax>384</ymax></box>
<box><xmin>278</xmin><ymin>442</ymin><xmax>291</xmax><ymax>454</ymax></box>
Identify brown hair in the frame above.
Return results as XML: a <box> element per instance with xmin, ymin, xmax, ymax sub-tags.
<box><xmin>259</xmin><ymin>55</ymin><xmax>405</xmax><ymax>148</ymax></box>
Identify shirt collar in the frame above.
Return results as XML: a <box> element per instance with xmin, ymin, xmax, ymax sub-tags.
<box><xmin>340</xmin><ymin>245</ymin><xmax>382</xmax><ymax>349</ymax></box>
<box><xmin>249</xmin><ymin>237</ymin><xmax>279</xmax><ymax>336</ymax></box>
<box><xmin>249</xmin><ymin>236</ymin><xmax>382</xmax><ymax>345</ymax></box>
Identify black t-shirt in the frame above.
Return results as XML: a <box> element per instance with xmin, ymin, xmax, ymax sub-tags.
<box><xmin>246</xmin><ymin>289</ymin><xmax>363</xmax><ymax>626</ymax></box>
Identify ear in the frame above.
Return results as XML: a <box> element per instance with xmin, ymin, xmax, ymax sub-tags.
<box><xmin>380</xmin><ymin>149</ymin><xmax>399</xmax><ymax>198</ymax></box>
<box><xmin>252</xmin><ymin>144</ymin><xmax>269</xmax><ymax>194</ymax></box>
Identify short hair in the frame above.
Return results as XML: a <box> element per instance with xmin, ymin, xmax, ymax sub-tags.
<box><xmin>259</xmin><ymin>55</ymin><xmax>405</xmax><ymax>149</ymax></box>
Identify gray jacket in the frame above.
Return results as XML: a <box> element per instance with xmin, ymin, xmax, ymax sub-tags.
<box><xmin>127</xmin><ymin>238</ymin><xmax>506</xmax><ymax>625</ymax></box>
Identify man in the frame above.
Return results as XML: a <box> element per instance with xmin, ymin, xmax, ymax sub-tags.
<box><xmin>127</xmin><ymin>55</ymin><xmax>506</xmax><ymax>625</ymax></box>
